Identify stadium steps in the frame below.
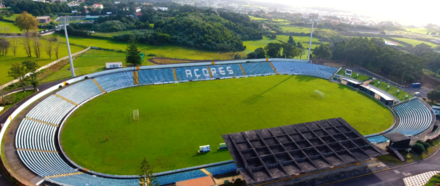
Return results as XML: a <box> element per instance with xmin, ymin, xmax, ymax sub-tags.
<box><xmin>92</xmin><ymin>79</ymin><xmax>106</xmax><ymax>93</ymax></box>
<box><xmin>25</xmin><ymin>117</ymin><xmax>58</xmax><ymax>127</ymax></box>
<box><xmin>239</xmin><ymin>64</ymin><xmax>246</xmax><ymax>75</ymax></box>
<box><xmin>387</xmin><ymin>146</ymin><xmax>405</xmax><ymax>162</ymax></box>
<box><xmin>269</xmin><ymin>62</ymin><xmax>279</xmax><ymax>74</ymax></box>
<box><xmin>133</xmin><ymin>71</ymin><xmax>140</xmax><ymax>85</ymax></box>
<box><xmin>329</xmin><ymin>67</ymin><xmax>342</xmax><ymax>80</ymax></box>
<box><xmin>45</xmin><ymin>171</ymin><xmax>83</xmax><ymax>179</ymax></box>
<box><xmin>16</xmin><ymin>148</ymin><xmax>57</xmax><ymax>153</ymax></box>
<box><xmin>206</xmin><ymin>66</ymin><xmax>213</xmax><ymax>78</ymax></box>
<box><xmin>172</xmin><ymin>68</ymin><xmax>178</xmax><ymax>81</ymax></box>
<box><xmin>200</xmin><ymin>169</ymin><xmax>212</xmax><ymax>176</ymax></box>
<box><xmin>55</xmin><ymin>94</ymin><xmax>78</xmax><ymax>106</ymax></box>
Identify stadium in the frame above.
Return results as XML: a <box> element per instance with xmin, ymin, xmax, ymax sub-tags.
<box><xmin>0</xmin><ymin>58</ymin><xmax>437</xmax><ymax>186</ymax></box>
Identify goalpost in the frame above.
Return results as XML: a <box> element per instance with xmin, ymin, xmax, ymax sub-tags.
<box><xmin>313</xmin><ymin>90</ymin><xmax>325</xmax><ymax>99</ymax></box>
<box><xmin>132</xmin><ymin>109</ymin><xmax>139</xmax><ymax>121</ymax></box>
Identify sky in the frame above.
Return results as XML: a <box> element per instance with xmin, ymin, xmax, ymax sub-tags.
<box><xmin>253</xmin><ymin>0</ymin><xmax>439</xmax><ymax>26</ymax></box>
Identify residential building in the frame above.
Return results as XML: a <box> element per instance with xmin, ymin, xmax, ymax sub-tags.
<box><xmin>36</xmin><ymin>16</ymin><xmax>51</xmax><ymax>23</ymax></box>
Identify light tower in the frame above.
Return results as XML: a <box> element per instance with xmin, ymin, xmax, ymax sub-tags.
<box><xmin>64</xmin><ymin>16</ymin><xmax>75</xmax><ymax>77</ymax></box>
<box><xmin>307</xmin><ymin>19</ymin><xmax>315</xmax><ymax>61</ymax></box>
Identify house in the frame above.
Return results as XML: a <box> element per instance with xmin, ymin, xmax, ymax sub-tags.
<box><xmin>153</xmin><ymin>7</ymin><xmax>168</xmax><ymax>11</ymax></box>
<box><xmin>36</xmin><ymin>16</ymin><xmax>51</xmax><ymax>23</ymax></box>
<box><xmin>32</xmin><ymin>0</ymin><xmax>46</xmax><ymax>2</ymax></box>
<box><xmin>0</xmin><ymin>3</ymin><xmax>5</xmax><ymax>8</ymax></box>
<box><xmin>91</xmin><ymin>3</ymin><xmax>104</xmax><ymax>9</ymax></box>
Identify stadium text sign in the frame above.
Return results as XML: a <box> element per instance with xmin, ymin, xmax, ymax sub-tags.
<box><xmin>185</xmin><ymin>66</ymin><xmax>235</xmax><ymax>78</ymax></box>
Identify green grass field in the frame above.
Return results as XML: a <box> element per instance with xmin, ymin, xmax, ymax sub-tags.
<box><xmin>61</xmin><ymin>75</ymin><xmax>393</xmax><ymax>175</ymax></box>
<box><xmin>390</xmin><ymin>37</ymin><xmax>438</xmax><ymax>48</ymax></box>
<box><xmin>91</xmin><ymin>30</ymin><xmax>152</xmax><ymax>38</ymax></box>
<box><xmin>248</xmin><ymin>15</ymin><xmax>267</xmax><ymax>21</ymax></box>
<box><xmin>1</xmin><ymin>14</ymin><xmax>18</xmax><ymax>22</ymax></box>
<box><xmin>243</xmin><ymin>36</ymin><xmax>282</xmax><ymax>53</ymax></box>
<box><xmin>0</xmin><ymin>38</ymin><xmax>85</xmax><ymax>85</ymax></box>
<box><xmin>370</xmin><ymin>80</ymin><xmax>413</xmax><ymax>101</ymax></box>
<box><xmin>337</xmin><ymin>69</ymin><xmax>371</xmax><ymax>81</ymax></box>
<box><xmin>405</xmin><ymin>28</ymin><xmax>438</xmax><ymax>35</ymax></box>
<box><xmin>276</xmin><ymin>35</ymin><xmax>321</xmax><ymax>49</ymax></box>
<box><xmin>48</xmin><ymin>34</ymin><xmax>245</xmax><ymax>60</ymax></box>
<box><xmin>0</xmin><ymin>21</ymin><xmax>21</xmax><ymax>33</ymax></box>
<box><xmin>41</xmin><ymin>49</ymin><xmax>127</xmax><ymax>83</ymax></box>
<box><xmin>280</xmin><ymin>26</ymin><xmax>332</xmax><ymax>33</ymax></box>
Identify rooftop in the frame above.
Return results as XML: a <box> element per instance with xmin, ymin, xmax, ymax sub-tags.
<box><xmin>222</xmin><ymin>118</ymin><xmax>387</xmax><ymax>185</ymax></box>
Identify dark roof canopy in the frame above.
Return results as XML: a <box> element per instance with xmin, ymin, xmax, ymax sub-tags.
<box><xmin>384</xmin><ymin>132</ymin><xmax>410</xmax><ymax>142</ymax></box>
<box><xmin>222</xmin><ymin>118</ymin><xmax>387</xmax><ymax>185</ymax></box>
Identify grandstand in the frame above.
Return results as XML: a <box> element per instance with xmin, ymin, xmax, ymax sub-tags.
<box><xmin>366</xmin><ymin>98</ymin><xmax>434</xmax><ymax>143</ymax></box>
<box><xmin>2</xmin><ymin>59</ymin><xmax>435</xmax><ymax>186</ymax></box>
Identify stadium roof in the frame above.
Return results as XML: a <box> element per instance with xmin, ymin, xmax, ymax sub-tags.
<box><xmin>222</xmin><ymin>118</ymin><xmax>387</xmax><ymax>185</ymax></box>
<box><xmin>360</xmin><ymin>84</ymin><xmax>395</xmax><ymax>101</ymax></box>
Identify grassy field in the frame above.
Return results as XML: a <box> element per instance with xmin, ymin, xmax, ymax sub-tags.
<box><xmin>280</xmin><ymin>26</ymin><xmax>332</xmax><ymax>33</ymax></box>
<box><xmin>272</xmin><ymin>18</ymin><xmax>288</xmax><ymax>22</ymax></box>
<box><xmin>0</xmin><ymin>38</ymin><xmax>85</xmax><ymax>85</ymax></box>
<box><xmin>405</xmin><ymin>28</ymin><xmax>438</xmax><ymax>35</ymax></box>
<box><xmin>1</xmin><ymin>14</ymin><xmax>18</xmax><ymax>22</ymax></box>
<box><xmin>61</xmin><ymin>75</ymin><xmax>393</xmax><ymax>175</ymax></box>
<box><xmin>248</xmin><ymin>15</ymin><xmax>267</xmax><ymax>21</ymax></box>
<box><xmin>0</xmin><ymin>21</ymin><xmax>21</xmax><ymax>33</ymax></box>
<box><xmin>49</xmin><ymin>34</ymin><xmax>245</xmax><ymax>60</ymax></box>
<box><xmin>276</xmin><ymin>35</ymin><xmax>321</xmax><ymax>49</ymax></box>
<box><xmin>243</xmin><ymin>36</ymin><xmax>282</xmax><ymax>53</ymax></box>
<box><xmin>337</xmin><ymin>69</ymin><xmax>371</xmax><ymax>81</ymax></box>
<box><xmin>370</xmin><ymin>80</ymin><xmax>413</xmax><ymax>101</ymax></box>
<box><xmin>41</xmin><ymin>49</ymin><xmax>127</xmax><ymax>83</ymax></box>
<box><xmin>91</xmin><ymin>30</ymin><xmax>152</xmax><ymax>38</ymax></box>
<box><xmin>391</xmin><ymin>37</ymin><xmax>438</xmax><ymax>48</ymax></box>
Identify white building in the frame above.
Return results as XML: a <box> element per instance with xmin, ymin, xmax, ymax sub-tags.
<box><xmin>106</xmin><ymin>62</ymin><xmax>122</xmax><ymax>69</ymax></box>
<box><xmin>153</xmin><ymin>7</ymin><xmax>168</xmax><ymax>11</ymax></box>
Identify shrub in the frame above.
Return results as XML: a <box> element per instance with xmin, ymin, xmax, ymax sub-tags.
<box><xmin>411</xmin><ymin>143</ymin><xmax>425</xmax><ymax>154</ymax></box>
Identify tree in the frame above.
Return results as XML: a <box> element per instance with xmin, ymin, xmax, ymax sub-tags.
<box><xmin>16</xmin><ymin>11</ymin><xmax>38</xmax><ymax>33</ymax></box>
<box><xmin>297</xmin><ymin>42</ymin><xmax>303</xmax><ymax>48</ymax></box>
<box><xmin>54</xmin><ymin>36</ymin><xmax>61</xmax><ymax>59</ymax></box>
<box><xmin>9</xmin><ymin>38</ymin><xmax>19</xmax><ymax>56</ymax></box>
<box><xmin>282</xmin><ymin>43</ymin><xmax>300</xmax><ymax>58</ymax></box>
<box><xmin>299</xmin><ymin>48</ymin><xmax>305</xmax><ymax>59</ymax></box>
<box><xmin>313</xmin><ymin>43</ymin><xmax>332</xmax><ymax>60</ymax></box>
<box><xmin>427</xmin><ymin>86</ymin><xmax>440</xmax><ymax>103</ymax></box>
<box><xmin>287</xmin><ymin>35</ymin><xmax>296</xmax><ymax>47</ymax></box>
<box><xmin>125</xmin><ymin>40</ymin><xmax>141</xmax><ymax>66</ymax></box>
<box><xmin>22</xmin><ymin>61</ymin><xmax>40</xmax><ymax>91</ymax></box>
<box><xmin>139</xmin><ymin>157</ymin><xmax>158</xmax><ymax>186</ymax></box>
<box><xmin>8</xmin><ymin>63</ymin><xmax>27</xmax><ymax>91</ymax></box>
<box><xmin>22</xmin><ymin>32</ymin><xmax>34</xmax><ymax>57</ymax></box>
<box><xmin>411</xmin><ymin>143</ymin><xmax>425</xmax><ymax>154</ymax></box>
<box><xmin>32</xmin><ymin>37</ymin><xmax>42</xmax><ymax>58</ymax></box>
<box><xmin>0</xmin><ymin>38</ymin><xmax>10</xmax><ymax>55</ymax></box>
<box><xmin>264</xmin><ymin>43</ymin><xmax>282</xmax><ymax>58</ymax></box>
<box><xmin>44</xmin><ymin>37</ymin><xmax>57</xmax><ymax>59</ymax></box>
<box><xmin>254</xmin><ymin>47</ymin><xmax>266</xmax><ymax>58</ymax></box>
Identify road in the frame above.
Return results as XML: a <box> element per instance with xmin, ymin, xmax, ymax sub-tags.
<box><xmin>331</xmin><ymin>147</ymin><xmax>440</xmax><ymax>186</ymax></box>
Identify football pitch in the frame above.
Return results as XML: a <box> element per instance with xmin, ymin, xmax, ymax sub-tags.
<box><xmin>61</xmin><ymin>75</ymin><xmax>393</xmax><ymax>175</ymax></box>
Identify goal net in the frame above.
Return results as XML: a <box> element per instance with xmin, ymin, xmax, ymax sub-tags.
<box><xmin>313</xmin><ymin>90</ymin><xmax>325</xmax><ymax>99</ymax></box>
<box><xmin>133</xmin><ymin>109</ymin><xmax>139</xmax><ymax>121</ymax></box>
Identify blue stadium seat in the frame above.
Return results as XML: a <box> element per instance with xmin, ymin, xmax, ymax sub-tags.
<box><xmin>208</xmin><ymin>64</ymin><xmax>244</xmax><ymax>78</ymax></box>
<box><xmin>366</xmin><ymin>135</ymin><xmax>389</xmax><ymax>143</ymax></box>
<box><xmin>240</xmin><ymin>62</ymin><xmax>275</xmax><ymax>75</ymax></box>
<box><xmin>95</xmin><ymin>71</ymin><xmax>134</xmax><ymax>92</ymax></box>
<box><xmin>205</xmin><ymin>163</ymin><xmax>237</xmax><ymax>175</ymax></box>
<box><xmin>138</xmin><ymin>69</ymin><xmax>175</xmax><ymax>84</ymax></box>
<box><xmin>174</xmin><ymin>66</ymin><xmax>212</xmax><ymax>81</ymax></box>
<box><xmin>156</xmin><ymin>169</ymin><xmax>207</xmax><ymax>185</ymax></box>
<box><xmin>57</xmin><ymin>80</ymin><xmax>102</xmax><ymax>104</ymax></box>
<box><xmin>25</xmin><ymin>95</ymin><xmax>75</xmax><ymax>125</ymax></box>
<box><xmin>391</xmin><ymin>99</ymin><xmax>432</xmax><ymax>136</ymax></box>
<box><xmin>272</xmin><ymin>62</ymin><xmax>338</xmax><ymax>79</ymax></box>
<box><xmin>50</xmin><ymin>173</ymin><xmax>139</xmax><ymax>186</ymax></box>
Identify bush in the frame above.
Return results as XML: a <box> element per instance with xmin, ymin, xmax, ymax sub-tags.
<box><xmin>92</xmin><ymin>20</ymin><xmax>128</xmax><ymax>32</ymax></box>
<box><xmin>411</xmin><ymin>143</ymin><xmax>425</xmax><ymax>154</ymax></box>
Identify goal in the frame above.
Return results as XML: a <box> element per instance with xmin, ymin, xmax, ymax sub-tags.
<box><xmin>132</xmin><ymin>109</ymin><xmax>139</xmax><ymax>121</ymax></box>
<box><xmin>313</xmin><ymin>90</ymin><xmax>325</xmax><ymax>99</ymax></box>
